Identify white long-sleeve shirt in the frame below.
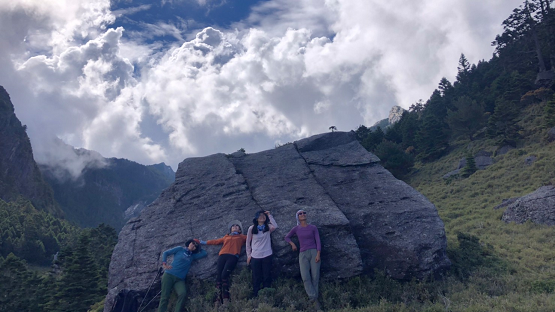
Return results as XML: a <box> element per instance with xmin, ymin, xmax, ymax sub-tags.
<box><xmin>246</xmin><ymin>214</ymin><xmax>278</xmax><ymax>259</ymax></box>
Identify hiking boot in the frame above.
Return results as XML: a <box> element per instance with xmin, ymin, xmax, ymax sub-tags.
<box><xmin>310</xmin><ymin>298</ymin><xmax>322</xmax><ymax>312</ymax></box>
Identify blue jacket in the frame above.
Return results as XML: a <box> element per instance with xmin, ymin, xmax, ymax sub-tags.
<box><xmin>162</xmin><ymin>246</ymin><xmax>207</xmax><ymax>280</ymax></box>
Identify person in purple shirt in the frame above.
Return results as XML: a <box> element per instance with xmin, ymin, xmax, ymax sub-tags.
<box><xmin>285</xmin><ymin>209</ymin><xmax>322</xmax><ymax>310</ymax></box>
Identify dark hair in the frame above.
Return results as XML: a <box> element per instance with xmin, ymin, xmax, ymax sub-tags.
<box><xmin>185</xmin><ymin>239</ymin><xmax>201</xmax><ymax>254</ymax></box>
<box><xmin>252</xmin><ymin>210</ymin><xmax>270</xmax><ymax>234</ymax></box>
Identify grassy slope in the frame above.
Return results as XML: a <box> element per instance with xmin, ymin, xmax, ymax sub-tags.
<box><xmin>402</xmin><ymin>101</ymin><xmax>555</xmax><ymax>311</ymax></box>
<box><xmin>408</xmin><ymin>102</ymin><xmax>555</xmax><ymax>279</ymax></box>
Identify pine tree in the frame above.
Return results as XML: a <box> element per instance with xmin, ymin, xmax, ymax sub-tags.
<box><xmin>415</xmin><ymin>90</ymin><xmax>450</xmax><ymax>161</ymax></box>
<box><xmin>446</xmin><ymin>96</ymin><xmax>486</xmax><ymax>140</ymax></box>
<box><xmin>0</xmin><ymin>253</ymin><xmax>30</xmax><ymax>311</ymax></box>
<box><xmin>384</xmin><ymin>123</ymin><xmax>402</xmax><ymax>144</ymax></box>
<box><xmin>487</xmin><ymin>99</ymin><xmax>522</xmax><ymax>146</ymax></box>
<box><xmin>397</xmin><ymin>111</ymin><xmax>420</xmax><ymax>150</ymax></box>
<box><xmin>461</xmin><ymin>154</ymin><xmax>478</xmax><ymax>177</ymax></box>
<box><xmin>50</xmin><ymin>233</ymin><xmax>100</xmax><ymax>312</ymax></box>
<box><xmin>457</xmin><ymin>54</ymin><xmax>471</xmax><ymax>79</ymax></box>
<box><xmin>355</xmin><ymin>125</ymin><xmax>371</xmax><ymax>141</ymax></box>
<box><xmin>438</xmin><ymin>77</ymin><xmax>454</xmax><ymax>98</ymax></box>
<box><xmin>415</xmin><ymin>114</ymin><xmax>449</xmax><ymax>161</ymax></box>
<box><xmin>545</xmin><ymin>94</ymin><xmax>555</xmax><ymax>127</ymax></box>
<box><xmin>361</xmin><ymin>127</ymin><xmax>385</xmax><ymax>151</ymax></box>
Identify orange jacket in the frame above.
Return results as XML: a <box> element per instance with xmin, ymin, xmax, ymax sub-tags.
<box><xmin>206</xmin><ymin>234</ymin><xmax>247</xmax><ymax>256</ymax></box>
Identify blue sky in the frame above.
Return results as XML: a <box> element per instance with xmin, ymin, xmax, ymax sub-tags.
<box><xmin>112</xmin><ymin>0</ymin><xmax>265</xmax><ymax>32</ymax></box>
<box><xmin>0</xmin><ymin>0</ymin><xmax>524</xmax><ymax>175</ymax></box>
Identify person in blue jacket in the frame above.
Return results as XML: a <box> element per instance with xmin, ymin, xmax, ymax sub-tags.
<box><xmin>158</xmin><ymin>239</ymin><xmax>207</xmax><ymax>312</ymax></box>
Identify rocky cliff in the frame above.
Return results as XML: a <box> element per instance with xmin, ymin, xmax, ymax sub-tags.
<box><xmin>104</xmin><ymin>131</ymin><xmax>450</xmax><ymax>311</ymax></box>
<box><xmin>0</xmin><ymin>86</ymin><xmax>61</xmax><ymax>216</ymax></box>
<box><xmin>370</xmin><ymin>105</ymin><xmax>406</xmax><ymax>131</ymax></box>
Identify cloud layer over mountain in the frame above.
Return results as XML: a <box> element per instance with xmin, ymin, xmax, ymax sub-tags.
<box><xmin>0</xmin><ymin>0</ymin><xmax>522</xmax><ymax>170</ymax></box>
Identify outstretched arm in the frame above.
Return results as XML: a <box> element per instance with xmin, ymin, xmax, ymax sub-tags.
<box><xmin>206</xmin><ymin>237</ymin><xmax>225</xmax><ymax>245</ymax></box>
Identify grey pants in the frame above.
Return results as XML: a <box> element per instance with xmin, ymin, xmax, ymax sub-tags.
<box><xmin>299</xmin><ymin>249</ymin><xmax>320</xmax><ymax>299</ymax></box>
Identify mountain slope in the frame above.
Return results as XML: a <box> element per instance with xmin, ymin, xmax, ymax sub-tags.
<box><xmin>40</xmin><ymin>157</ymin><xmax>174</xmax><ymax>230</ymax></box>
<box><xmin>0</xmin><ymin>86</ymin><xmax>62</xmax><ymax>216</ymax></box>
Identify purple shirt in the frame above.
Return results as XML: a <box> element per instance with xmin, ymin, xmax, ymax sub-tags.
<box><xmin>284</xmin><ymin>224</ymin><xmax>321</xmax><ymax>252</ymax></box>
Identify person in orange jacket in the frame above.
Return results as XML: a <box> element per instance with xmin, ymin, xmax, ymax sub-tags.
<box><xmin>199</xmin><ymin>220</ymin><xmax>247</xmax><ymax>304</ymax></box>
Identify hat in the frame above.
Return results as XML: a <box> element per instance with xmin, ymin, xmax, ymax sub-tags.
<box><xmin>227</xmin><ymin>220</ymin><xmax>243</xmax><ymax>234</ymax></box>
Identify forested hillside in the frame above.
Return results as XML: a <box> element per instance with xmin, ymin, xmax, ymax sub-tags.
<box><xmin>0</xmin><ymin>215</ymin><xmax>117</xmax><ymax>312</ymax></box>
<box><xmin>41</xmin><ymin>157</ymin><xmax>174</xmax><ymax>230</ymax></box>
<box><xmin>356</xmin><ymin>0</ymin><xmax>555</xmax><ymax>177</ymax></box>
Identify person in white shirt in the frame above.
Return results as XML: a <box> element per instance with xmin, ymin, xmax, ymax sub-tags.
<box><xmin>246</xmin><ymin>210</ymin><xmax>278</xmax><ymax>297</ymax></box>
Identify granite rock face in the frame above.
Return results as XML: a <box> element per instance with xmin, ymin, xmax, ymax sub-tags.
<box><xmin>104</xmin><ymin>131</ymin><xmax>450</xmax><ymax>311</ymax></box>
<box><xmin>388</xmin><ymin>105</ymin><xmax>406</xmax><ymax>124</ymax></box>
<box><xmin>502</xmin><ymin>185</ymin><xmax>555</xmax><ymax>225</ymax></box>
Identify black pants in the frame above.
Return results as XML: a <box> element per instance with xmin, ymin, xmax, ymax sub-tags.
<box><xmin>216</xmin><ymin>254</ymin><xmax>238</xmax><ymax>300</ymax></box>
<box><xmin>251</xmin><ymin>254</ymin><xmax>273</xmax><ymax>296</ymax></box>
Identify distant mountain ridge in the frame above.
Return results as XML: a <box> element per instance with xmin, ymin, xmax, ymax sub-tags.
<box><xmin>0</xmin><ymin>86</ymin><xmax>62</xmax><ymax>216</ymax></box>
<box><xmin>40</xmin><ymin>155</ymin><xmax>174</xmax><ymax>230</ymax></box>
<box><xmin>0</xmin><ymin>85</ymin><xmax>174</xmax><ymax>230</ymax></box>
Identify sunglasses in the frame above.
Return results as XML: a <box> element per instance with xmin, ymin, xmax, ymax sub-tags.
<box><xmin>297</xmin><ymin>212</ymin><xmax>307</xmax><ymax>216</ymax></box>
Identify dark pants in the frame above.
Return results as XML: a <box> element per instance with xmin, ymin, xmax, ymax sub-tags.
<box><xmin>216</xmin><ymin>254</ymin><xmax>238</xmax><ymax>301</ymax></box>
<box><xmin>158</xmin><ymin>273</ymin><xmax>186</xmax><ymax>312</ymax></box>
<box><xmin>251</xmin><ymin>254</ymin><xmax>273</xmax><ymax>296</ymax></box>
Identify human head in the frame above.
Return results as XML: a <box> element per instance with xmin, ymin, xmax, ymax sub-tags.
<box><xmin>227</xmin><ymin>220</ymin><xmax>243</xmax><ymax>234</ymax></box>
<box><xmin>252</xmin><ymin>210</ymin><xmax>270</xmax><ymax>234</ymax></box>
<box><xmin>185</xmin><ymin>239</ymin><xmax>201</xmax><ymax>253</ymax></box>
<box><xmin>296</xmin><ymin>209</ymin><xmax>307</xmax><ymax>225</ymax></box>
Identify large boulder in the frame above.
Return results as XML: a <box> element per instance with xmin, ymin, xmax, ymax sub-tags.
<box><xmin>502</xmin><ymin>185</ymin><xmax>555</xmax><ymax>225</ymax></box>
<box><xmin>104</xmin><ymin>131</ymin><xmax>450</xmax><ymax>311</ymax></box>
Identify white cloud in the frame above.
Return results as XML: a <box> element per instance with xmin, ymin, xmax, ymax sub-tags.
<box><xmin>0</xmin><ymin>0</ymin><xmax>524</xmax><ymax>171</ymax></box>
<box><xmin>35</xmin><ymin>137</ymin><xmax>108</xmax><ymax>182</ymax></box>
